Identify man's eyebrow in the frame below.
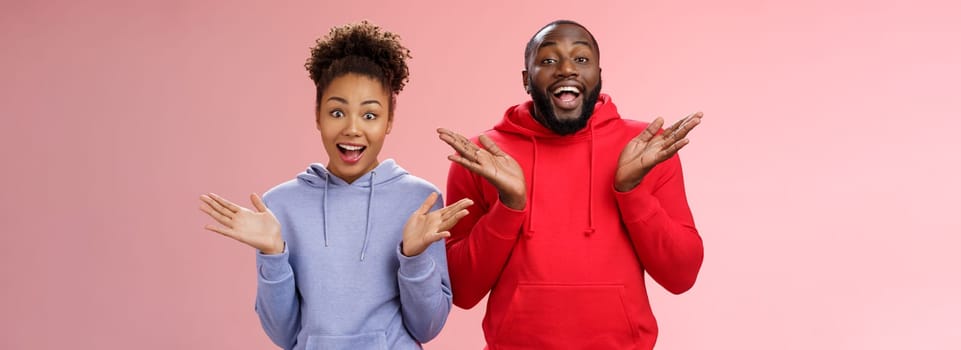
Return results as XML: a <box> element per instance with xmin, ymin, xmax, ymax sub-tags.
<box><xmin>538</xmin><ymin>40</ymin><xmax>593</xmax><ymax>50</ymax></box>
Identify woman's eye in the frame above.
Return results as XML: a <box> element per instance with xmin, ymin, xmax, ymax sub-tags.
<box><xmin>331</xmin><ymin>110</ymin><xmax>344</xmax><ymax>118</ymax></box>
<box><xmin>363</xmin><ymin>112</ymin><xmax>377</xmax><ymax>120</ymax></box>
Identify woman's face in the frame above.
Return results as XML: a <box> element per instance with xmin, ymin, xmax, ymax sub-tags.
<box><xmin>316</xmin><ymin>73</ymin><xmax>392</xmax><ymax>183</ymax></box>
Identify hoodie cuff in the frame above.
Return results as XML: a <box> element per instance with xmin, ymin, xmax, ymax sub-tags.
<box><xmin>396</xmin><ymin>243</ymin><xmax>435</xmax><ymax>279</ymax></box>
<box><xmin>487</xmin><ymin>199</ymin><xmax>529</xmax><ymax>240</ymax></box>
<box><xmin>256</xmin><ymin>245</ymin><xmax>293</xmax><ymax>282</ymax></box>
<box><xmin>613</xmin><ymin>184</ymin><xmax>659</xmax><ymax>224</ymax></box>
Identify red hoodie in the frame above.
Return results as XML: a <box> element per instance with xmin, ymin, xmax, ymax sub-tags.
<box><xmin>445</xmin><ymin>94</ymin><xmax>703</xmax><ymax>349</ymax></box>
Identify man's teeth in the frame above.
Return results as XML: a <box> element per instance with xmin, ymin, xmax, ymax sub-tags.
<box><xmin>553</xmin><ymin>86</ymin><xmax>580</xmax><ymax>95</ymax></box>
<box><xmin>339</xmin><ymin>144</ymin><xmax>364</xmax><ymax>151</ymax></box>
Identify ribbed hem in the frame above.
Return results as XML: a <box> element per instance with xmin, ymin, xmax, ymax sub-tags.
<box><xmin>396</xmin><ymin>244</ymin><xmax>436</xmax><ymax>279</ymax></box>
<box><xmin>256</xmin><ymin>245</ymin><xmax>293</xmax><ymax>282</ymax></box>
<box><xmin>613</xmin><ymin>184</ymin><xmax>659</xmax><ymax>224</ymax></box>
<box><xmin>486</xmin><ymin>200</ymin><xmax>528</xmax><ymax>240</ymax></box>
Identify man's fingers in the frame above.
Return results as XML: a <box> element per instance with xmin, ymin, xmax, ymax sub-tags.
<box><xmin>671</xmin><ymin>113</ymin><xmax>702</xmax><ymax>141</ymax></box>
<box><xmin>437</xmin><ymin>128</ymin><xmax>461</xmax><ymax>139</ymax></box>
<box><xmin>448</xmin><ymin>154</ymin><xmax>484</xmax><ymax>174</ymax></box>
<box><xmin>437</xmin><ymin>128</ymin><xmax>471</xmax><ymax>145</ymax></box>
<box><xmin>658</xmin><ymin>138</ymin><xmax>690</xmax><ymax>160</ymax></box>
<box><xmin>441</xmin><ymin>135</ymin><xmax>478</xmax><ymax>161</ymax></box>
<box><xmin>479</xmin><ymin>135</ymin><xmax>505</xmax><ymax>157</ymax></box>
<box><xmin>634</xmin><ymin>117</ymin><xmax>664</xmax><ymax>143</ymax></box>
<box><xmin>665</xmin><ymin>114</ymin><xmax>690</xmax><ymax>134</ymax></box>
<box><xmin>437</xmin><ymin>132</ymin><xmax>463</xmax><ymax>150</ymax></box>
<box><xmin>438</xmin><ymin>129</ymin><xmax>479</xmax><ymax>159</ymax></box>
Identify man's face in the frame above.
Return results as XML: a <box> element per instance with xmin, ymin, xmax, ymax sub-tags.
<box><xmin>523</xmin><ymin>23</ymin><xmax>601</xmax><ymax>135</ymax></box>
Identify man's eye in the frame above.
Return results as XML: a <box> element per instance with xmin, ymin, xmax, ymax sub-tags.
<box><xmin>542</xmin><ymin>58</ymin><xmax>556</xmax><ymax>64</ymax></box>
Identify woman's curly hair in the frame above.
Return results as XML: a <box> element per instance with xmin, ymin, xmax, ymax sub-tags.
<box><xmin>305</xmin><ymin>21</ymin><xmax>411</xmax><ymax>116</ymax></box>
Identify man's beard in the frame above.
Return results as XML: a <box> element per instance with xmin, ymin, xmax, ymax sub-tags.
<box><xmin>529</xmin><ymin>78</ymin><xmax>602</xmax><ymax>135</ymax></box>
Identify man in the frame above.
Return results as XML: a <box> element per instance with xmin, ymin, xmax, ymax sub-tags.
<box><xmin>437</xmin><ymin>20</ymin><xmax>703</xmax><ymax>349</ymax></box>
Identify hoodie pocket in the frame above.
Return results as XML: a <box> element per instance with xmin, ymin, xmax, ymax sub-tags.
<box><xmin>305</xmin><ymin>331</ymin><xmax>387</xmax><ymax>350</ymax></box>
<box><xmin>495</xmin><ymin>284</ymin><xmax>638</xmax><ymax>349</ymax></box>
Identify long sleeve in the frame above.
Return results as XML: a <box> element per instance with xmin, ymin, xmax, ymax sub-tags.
<box><xmin>396</xmin><ymin>199</ymin><xmax>453</xmax><ymax>343</ymax></box>
<box><xmin>614</xmin><ymin>154</ymin><xmax>704</xmax><ymax>294</ymax></box>
<box><xmin>254</xmin><ymin>247</ymin><xmax>302</xmax><ymax>349</ymax></box>
<box><xmin>444</xmin><ymin>161</ymin><xmax>527</xmax><ymax>309</ymax></box>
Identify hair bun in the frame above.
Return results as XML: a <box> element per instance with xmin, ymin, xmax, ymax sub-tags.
<box><xmin>305</xmin><ymin>21</ymin><xmax>411</xmax><ymax>94</ymax></box>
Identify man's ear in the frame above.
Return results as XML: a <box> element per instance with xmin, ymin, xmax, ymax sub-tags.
<box><xmin>386</xmin><ymin>115</ymin><xmax>393</xmax><ymax>135</ymax></box>
<box><xmin>521</xmin><ymin>70</ymin><xmax>530</xmax><ymax>94</ymax></box>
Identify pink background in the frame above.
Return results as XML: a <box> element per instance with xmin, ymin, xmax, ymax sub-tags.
<box><xmin>2</xmin><ymin>0</ymin><xmax>959</xmax><ymax>349</ymax></box>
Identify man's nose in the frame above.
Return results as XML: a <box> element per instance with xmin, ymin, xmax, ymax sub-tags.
<box><xmin>556</xmin><ymin>58</ymin><xmax>577</xmax><ymax>78</ymax></box>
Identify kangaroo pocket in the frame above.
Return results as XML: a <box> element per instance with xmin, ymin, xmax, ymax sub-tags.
<box><xmin>305</xmin><ymin>331</ymin><xmax>387</xmax><ymax>350</ymax></box>
<box><xmin>495</xmin><ymin>284</ymin><xmax>638</xmax><ymax>349</ymax></box>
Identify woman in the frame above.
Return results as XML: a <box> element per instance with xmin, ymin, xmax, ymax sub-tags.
<box><xmin>198</xmin><ymin>21</ymin><xmax>470</xmax><ymax>350</ymax></box>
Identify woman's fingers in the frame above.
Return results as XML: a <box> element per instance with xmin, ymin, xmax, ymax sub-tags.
<box><xmin>208</xmin><ymin>193</ymin><xmax>241</xmax><ymax>213</ymax></box>
<box><xmin>250</xmin><ymin>193</ymin><xmax>268</xmax><ymax>213</ymax></box>
<box><xmin>438</xmin><ymin>209</ymin><xmax>470</xmax><ymax>232</ymax></box>
<box><xmin>200</xmin><ymin>194</ymin><xmax>234</xmax><ymax>219</ymax></box>
<box><xmin>199</xmin><ymin>203</ymin><xmax>234</xmax><ymax>228</ymax></box>
<box><xmin>416</xmin><ymin>192</ymin><xmax>439</xmax><ymax>215</ymax></box>
<box><xmin>204</xmin><ymin>224</ymin><xmax>233</xmax><ymax>238</ymax></box>
<box><xmin>438</xmin><ymin>198</ymin><xmax>474</xmax><ymax>218</ymax></box>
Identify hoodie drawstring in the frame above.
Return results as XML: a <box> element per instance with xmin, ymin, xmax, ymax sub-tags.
<box><xmin>323</xmin><ymin>174</ymin><xmax>330</xmax><ymax>247</ymax></box>
<box><xmin>525</xmin><ymin>136</ymin><xmax>538</xmax><ymax>239</ymax></box>
<box><xmin>360</xmin><ymin>171</ymin><xmax>375</xmax><ymax>261</ymax></box>
<box><xmin>584</xmin><ymin>123</ymin><xmax>596</xmax><ymax>236</ymax></box>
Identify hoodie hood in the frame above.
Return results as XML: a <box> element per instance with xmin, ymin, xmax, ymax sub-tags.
<box><xmin>493</xmin><ymin>93</ymin><xmax>619</xmax><ymax>139</ymax></box>
<box><xmin>296</xmin><ymin>159</ymin><xmax>408</xmax><ymax>260</ymax></box>
<box><xmin>297</xmin><ymin>159</ymin><xmax>408</xmax><ymax>188</ymax></box>
<box><xmin>492</xmin><ymin>94</ymin><xmax>621</xmax><ymax>238</ymax></box>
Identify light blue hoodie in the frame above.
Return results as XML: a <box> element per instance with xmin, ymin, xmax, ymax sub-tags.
<box><xmin>255</xmin><ymin>159</ymin><xmax>452</xmax><ymax>350</ymax></box>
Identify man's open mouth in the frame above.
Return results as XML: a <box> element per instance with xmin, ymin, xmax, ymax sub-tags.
<box><xmin>551</xmin><ymin>85</ymin><xmax>582</xmax><ymax>111</ymax></box>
